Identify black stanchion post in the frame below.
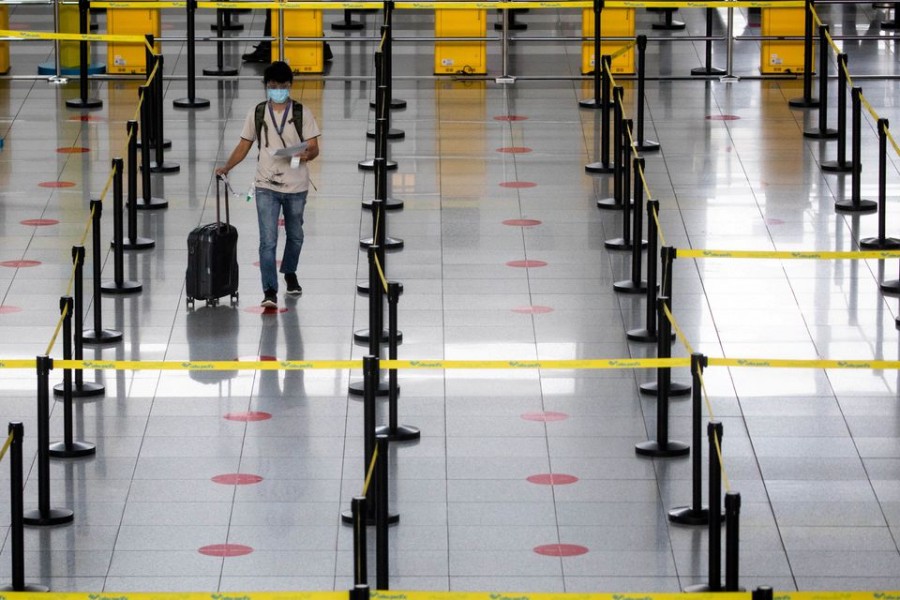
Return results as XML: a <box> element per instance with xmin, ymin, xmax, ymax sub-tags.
<box><xmin>381</xmin><ymin>2</ymin><xmax>406</xmax><ymax>111</ymax></box>
<box><xmin>586</xmin><ymin>55</ymin><xmax>615</xmax><ymax>174</ymax></box>
<box><xmin>822</xmin><ymin>54</ymin><xmax>852</xmax><ymax>173</ymax></box>
<box><xmin>210</xmin><ymin>7</ymin><xmax>244</xmax><ymax>30</ymax></box>
<box><xmin>360</xmin><ymin>153</ymin><xmax>403</xmax><ymax>251</ymax></box>
<box><xmin>137</xmin><ymin>86</ymin><xmax>169</xmax><ymax>210</ymax></box>
<box><xmin>616</xmin><ymin>156</ymin><xmax>649</xmax><ymax>293</ymax></box>
<box><xmin>140</xmin><ymin>38</ymin><xmax>171</xmax><ymax>151</ymax></box>
<box><xmin>789</xmin><ymin>0</ymin><xmax>819</xmax><ymax>108</ymax></box>
<box><xmin>203</xmin><ymin>8</ymin><xmax>239</xmax><ymax>76</ymax></box>
<box><xmin>628</xmin><ymin>200</ymin><xmax>660</xmax><ymax>342</ymax></box>
<box><xmin>1</xmin><ymin>423</ymin><xmax>49</xmax><ymax>592</ymax></box>
<box><xmin>82</xmin><ymin>201</ymin><xmax>123</xmax><ymax>344</ymax></box>
<box><xmin>352</xmin><ymin>496</ymin><xmax>368</xmax><ymax>585</ymax></box>
<box><xmin>606</xmin><ymin>119</ymin><xmax>637</xmax><ymax>250</ymax></box>
<box><xmin>753</xmin><ymin>587</ymin><xmax>774</xmax><ymax>600</ymax></box>
<box><xmin>578</xmin><ymin>0</ymin><xmax>604</xmax><ymax>109</ymax></box>
<box><xmin>803</xmin><ymin>25</ymin><xmax>837</xmax><ymax>139</ymax></box>
<box><xmin>359</xmin><ymin>51</ymin><xmax>398</xmax><ymax>172</ymax></box>
<box><xmin>685</xmin><ymin>420</ymin><xmax>724</xmax><ymax>592</ymax></box>
<box><xmin>835</xmin><ymin>87</ymin><xmax>876</xmax><ymax>213</ymax></box>
<box><xmin>68</xmin><ymin>246</ymin><xmax>105</xmax><ymax>395</ymax></box>
<box><xmin>333</xmin><ymin>9</ymin><xmax>364</xmax><ymax>30</ymax></box>
<box><xmin>174</xmin><ymin>0</ymin><xmax>211</xmax><ymax>108</ymax></box>
<box><xmin>102</xmin><ymin>158</ymin><xmax>142</xmax><ymax>295</ymax></box>
<box><xmin>350</xmin><ymin>245</ymin><xmax>389</xmax><ymax>395</ymax></box>
<box><xmin>691</xmin><ymin>9</ymin><xmax>725</xmax><ymax>77</ymax></box>
<box><xmin>376</xmin><ymin>282</ymin><xmax>419</xmax><ymax>442</ymax></box>
<box><xmin>23</xmin><ymin>356</ymin><xmax>75</xmax><ymax>527</ymax></box>
<box><xmin>635</xmin><ymin>35</ymin><xmax>660</xmax><ymax>152</ymax></box>
<box><xmin>669</xmin><ymin>352</ymin><xmax>711</xmax><ymax>525</ymax></box>
<box><xmin>352</xmin><ymin>585</ymin><xmax>371</xmax><ymax>600</ymax></box>
<box><xmin>65</xmin><ymin>0</ymin><xmax>102</xmax><ymax>110</ymax></box>
<box><xmin>640</xmin><ymin>246</ymin><xmax>690</xmax><ymax>396</ymax></box>
<box><xmin>636</xmin><ymin>298</ymin><xmax>690</xmax><ymax>458</ymax></box>
<box><xmin>150</xmin><ymin>56</ymin><xmax>181</xmax><ymax>173</ymax></box>
<box><xmin>344</xmin><ymin>355</ymin><xmax>380</xmax><ymax>523</ymax></box>
<box><xmin>368</xmin><ymin>26</ymin><xmax>404</xmax><ymax>140</ymax></box>
<box><xmin>652</xmin><ymin>7</ymin><xmax>685</xmax><ymax>30</ymax></box>
<box><xmin>724</xmin><ymin>491</ymin><xmax>742</xmax><ymax>591</ymax></box>
<box><xmin>123</xmin><ymin>121</ymin><xmax>155</xmax><ymax>249</ymax></box>
<box><xmin>375</xmin><ymin>434</ymin><xmax>391</xmax><ymax>589</ymax></box>
<box><xmin>860</xmin><ymin>119</ymin><xmax>900</xmax><ymax>249</ymax></box>
<box><xmin>49</xmin><ymin>297</ymin><xmax>96</xmax><ymax>458</ymax></box>
<box><xmin>598</xmin><ymin>86</ymin><xmax>625</xmax><ymax>209</ymax></box>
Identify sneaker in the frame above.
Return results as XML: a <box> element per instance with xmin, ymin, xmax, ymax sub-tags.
<box><xmin>242</xmin><ymin>44</ymin><xmax>271</xmax><ymax>63</ymax></box>
<box><xmin>284</xmin><ymin>273</ymin><xmax>303</xmax><ymax>296</ymax></box>
<box><xmin>260</xmin><ymin>289</ymin><xmax>278</xmax><ymax>308</ymax></box>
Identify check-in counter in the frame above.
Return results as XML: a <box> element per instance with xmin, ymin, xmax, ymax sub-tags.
<box><xmin>435</xmin><ymin>7</ymin><xmax>487</xmax><ymax>75</ymax></box>
<box><xmin>582</xmin><ymin>7</ymin><xmax>635</xmax><ymax>75</ymax></box>
<box><xmin>272</xmin><ymin>4</ymin><xmax>324</xmax><ymax>73</ymax></box>
<box><xmin>760</xmin><ymin>6</ymin><xmax>807</xmax><ymax>74</ymax></box>
<box><xmin>0</xmin><ymin>5</ymin><xmax>9</xmax><ymax>74</ymax></box>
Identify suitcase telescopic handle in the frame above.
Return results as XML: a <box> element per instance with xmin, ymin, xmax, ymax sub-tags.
<box><xmin>216</xmin><ymin>174</ymin><xmax>230</xmax><ymax>226</ymax></box>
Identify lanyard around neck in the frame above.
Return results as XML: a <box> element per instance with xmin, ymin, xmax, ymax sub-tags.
<box><xmin>268</xmin><ymin>100</ymin><xmax>290</xmax><ymax>138</ymax></box>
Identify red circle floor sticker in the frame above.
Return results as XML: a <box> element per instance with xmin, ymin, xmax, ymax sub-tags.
<box><xmin>223</xmin><ymin>411</ymin><xmax>272</xmax><ymax>422</ymax></box>
<box><xmin>506</xmin><ymin>260</ymin><xmax>547</xmax><ymax>268</ymax></box>
<box><xmin>0</xmin><ymin>260</ymin><xmax>41</xmax><ymax>268</ymax></box>
<box><xmin>20</xmin><ymin>219</ymin><xmax>60</xmax><ymax>226</ymax></box>
<box><xmin>211</xmin><ymin>474</ymin><xmax>264</xmax><ymax>485</ymax></box>
<box><xmin>503</xmin><ymin>219</ymin><xmax>542</xmax><ymax>227</ymax></box>
<box><xmin>497</xmin><ymin>146</ymin><xmax>533</xmax><ymax>154</ymax></box>
<box><xmin>527</xmin><ymin>473</ymin><xmax>579</xmax><ymax>485</ymax></box>
<box><xmin>521</xmin><ymin>411</ymin><xmax>568</xmax><ymax>422</ymax></box>
<box><xmin>534</xmin><ymin>544</ymin><xmax>588</xmax><ymax>557</ymax></box>
<box><xmin>198</xmin><ymin>544</ymin><xmax>253</xmax><ymax>557</ymax></box>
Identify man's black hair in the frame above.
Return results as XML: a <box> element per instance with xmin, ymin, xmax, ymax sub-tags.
<box><xmin>263</xmin><ymin>61</ymin><xmax>293</xmax><ymax>85</ymax></box>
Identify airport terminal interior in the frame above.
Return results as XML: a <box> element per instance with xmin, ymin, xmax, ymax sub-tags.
<box><xmin>1</xmin><ymin>0</ymin><xmax>900</xmax><ymax>594</ymax></box>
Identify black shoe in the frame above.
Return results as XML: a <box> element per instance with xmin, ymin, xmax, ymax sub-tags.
<box><xmin>323</xmin><ymin>42</ymin><xmax>333</xmax><ymax>62</ymax></box>
<box><xmin>261</xmin><ymin>289</ymin><xmax>278</xmax><ymax>308</ymax></box>
<box><xmin>284</xmin><ymin>273</ymin><xmax>303</xmax><ymax>296</ymax></box>
<box><xmin>242</xmin><ymin>44</ymin><xmax>271</xmax><ymax>63</ymax></box>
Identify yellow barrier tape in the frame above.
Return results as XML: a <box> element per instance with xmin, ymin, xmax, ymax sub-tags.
<box><xmin>651</xmin><ymin>204</ymin><xmax>666</xmax><ymax>247</ymax></box>
<box><xmin>0</xmin><ymin>29</ymin><xmax>148</xmax><ymax>45</ymax></box>
<box><xmin>808</xmin><ymin>3</ymin><xmax>822</xmax><ymax>27</ymax></box>
<box><xmin>609</xmin><ymin>40</ymin><xmax>636</xmax><ymax>61</ymax></box>
<box><xmin>55</xmin><ymin>359</ymin><xmax>361</xmax><ymax>370</ymax></box>
<box><xmin>886</xmin><ymin>126</ymin><xmax>900</xmax><ymax>158</ymax></box>
<box><xmin>362</xmin><ymin>444</ymin><xmax>378</xmax><ymax>496</ymax></box>
<box><xmin>373</xmin><ymin>253</ymin><xmax>389</xmax><ymax>294</ymax></box>
<box><xmin>822</xmin><ymin>21</ymin><xmax>841</xmax><ymax>57</ymax></box>
<box><xmin>635</xmin><ymin>161</ymin><xmax>653</xmax><ymax>204</ymax></box>
<box><xmin>89</xmin><ymin>0</ymin><xmax>805</xmax><ymax>7</ymax></box>
<box><xmin>662</xmin><ymin>304</ymin><xmax>694</xmax><ymax>356</ymax></box>
<box><xmin>859</xmin><ymin>91</ymin><xmax>881</xmax><ymax>125</ymax></box>
<box><xmin>677</xmin><ymin>248</ymin><xmax>900</xmax><ymax>260</ymax></box>
<box><xmin>709</xmin><ymin>357</ymin><xmax>900</xmax><ymax>369</ymax></box>
<box><xmin>0</xmin><ymin>431</ymin><xmax>14</xmax><ymax>464</ymax></box>
<box><xmin>44</xmin><ymin>302</ymin><xmax>69</xmax><ymax>358</ymax></box>
<box><xmin>0</xmin><ymin>360</ymin><xmax>36</xmax><ymax>369</ymax></box>
<box><xmin>383</xmin><ymin>358</ymin><xmax>688</xmax><ymax>369</ymax></box>
<box><xmin>695</xmin><ymin>369</ymin><xmax>731</xmax><ymax>492</ymax></box>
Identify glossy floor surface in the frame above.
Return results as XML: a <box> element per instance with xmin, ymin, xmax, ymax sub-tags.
<box><xmin>1</xmin><ymin>1</ymin><xmax>900</xmax><ymax>594</ymax></box>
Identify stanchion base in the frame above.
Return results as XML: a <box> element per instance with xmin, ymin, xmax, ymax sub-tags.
<box><xmin>635</xmin><ymin>439</ymin><xmax>690</xmax><ymax>457</ymax></box>
<box><xmin>605</xmin><ymin>237</ymin><xmax>635</xmax><ymax>251</ymax></box>
<box><xmin>626</xmin><ymin>327</ymin><xmax>657</xmax><ymax>343</ymax></box>
<box><xmin>597</xmin><ymin>197</ymin><xmax>628</xmax><ymax>210</ymax></box>
<box><xmin>357</xmin><ymin>280</ymin><xmax>404</xmax><ymax>295</ymax></box>
<box><xmin>821</xmin><ymin>159</ymin><xmax>854</xmax><ymax>173</ymax></box>
<box><xmin>132</xmin><ymin>197</ymin><xmax>169</xmax><ymax>210</ymax></box>
<box><xmin>691</xmin><ymin>66</ymin><xmax>726</xmax><ymax>77</ymax></box>
<box><xmin>640</xmin><ymin>380</ymin><xmax>691</xmax><ymax>396</ymax></box>
<box><xmin>880</xmin><ymin>279</ymin><xmax>900</xmax><ymax>294</ymax></box>
<box><xmin>340</xmin><ymin>509</ymin><xmax>400</xmax><ymax>525</ymax></box>
<box><xmin>148</xmin><ymin>161</ymin><xmax>181</xmax><ymax>174</ymax></box>
<box><xmin>173</xmin><ymin>97</ymin><xmax>211</xmax><ymax>109</ymax></box>
<box><xmin>366</xmin><ymin>128</ymin><xmax>405</xmax><ymax>140</ymax></box>
<box><xmin>668</xmin><ymin>505</ymin><xmax>710</xmax><ymax>525</ymax></box>
<box><xmin>359</xmin><ymin>159</ymin><xmax>398</xmax><ymax>171</ymax></box>
<box><xmin>586</xmin><ymin>161</ymin><xmax>615</xmax><ymax>174</ymax></box>
<box><xmin>82</xmin><ymin>328</ymin><xmax>123</xmax><ymax>344</ymax></box>
<box><xmin>635</xmin><ymin>140</ymin><xmax>661</xmax><ymax>152</ymax></box>
<box><xmin>65</xmin><ymin>97</ymin><xmax>103</xmax><ymax>110</ymax></box>
<box><xmin>803</xmin><ymin>127</ymin><xmax>839</xmax><ymax>140</ymax></box>
<box><xmin>684</xmin><ymin>584</ymin><xmax>723</xmax><ymax>593</ymax></box>
<box><xmin>614</xmin><ymin>279</ymin><xmax>649</xmax><ymax>294</ymax></box>
<box><xmin>362</xmin><ymin>197</ymin><xmax>405</xmax><ymax>211</ymax></box>
<box><xmin>0</xmin><ymin>584</ymin><xmax>50</xmax><ymax>593</ymax></box>
<box><xmin>652</xmin><ymin>20</ymin><xmax>686</xmax><ymax>30</ymax></box>
<box><xmin>49</xmin><ymin>440</ymin><xmax>96</xmax><ymax>458</ymax></box>
<box><xmin>375</xmin><ymin>424</ymin><xmax>421</xmax><ymax>442</ymax></box>
<box><xmin>788</xmin><ymin>97</ymin><xmax>820</xmax><ymax>108</ymax></box>
<box><xmin>834</xmin><ymin>198</ymin><xmax>877</xmax><ymax>212</ymax></box>
<box><xmin>860</xmin><ymin>236</ymin><xmax>900</xmax><ymax>250</ymax></box>
<box><xmin>136</xmin><ymin>138</ymin><xmax>172</xmax><ymax>150</ymax></box>
<box><xmin>101</xmin><ymin>280</ymin><xmax>143</xmax><ymax>295</ymax></box>
<box><xmin>369</xmin><ymin>98</ymin><xmax>408</xmax><ymax>110</ymax></box>
<box><xmin>348</xmin><ymin>380</ymin><xmax>391</xmax><ymax>397</ymax></box>
<box><xmin>23</xmin><ymin>507</ymin><xmax>74</xmax><ymax>527</ymax></box>
<box><xmin>121</xmin><ymin>237</ymin><xmax>156</xmax><ymax>251</ymax></box>
<box><xmin>360</xmin><ymin>236</ymin><xmax>404</xmax><ymax>251</ymax></box>
<box><xmin>578</xmin><ymin>98</ymin><xmax>612</xmax><ymax>110</ymax></box>
<box><xmin>332</xmin><ymin>20</ymin><xmax>365</xmax><ymax>30</ymax></box>
<box><xmin>60</xmin><ymin>380</ymin><xmax>105</xmax><ymax>397</ymax></box>
<box><xmin>353</xmin><ymin>328</ymin><xmax>403</xmax><ymax>344</ymax></box>
<box><xmin>203</xmin><ymin>66</ymin><xmax>239</xmax><ymax>76</ymax></box>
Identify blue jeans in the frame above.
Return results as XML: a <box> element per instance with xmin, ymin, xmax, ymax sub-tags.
<box><xmin>255</xmin><ymin>187</ymin><xmax>308</xmax><ymax>293</ymax></box>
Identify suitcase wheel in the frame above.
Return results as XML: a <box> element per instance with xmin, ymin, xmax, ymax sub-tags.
<box><xmin>186</xmin><ymin>297</ymin><xmax>195</xmax><ymax>310</ymax></box>
<box><xmin>230</xmin><ymin>293</ymin><xmax>239</xmax><ymax>306</ymax></box>
<box><xmin>206</xmin><ymin>298</ymin><xmax>219</xmax><ymax>307</ymax></box>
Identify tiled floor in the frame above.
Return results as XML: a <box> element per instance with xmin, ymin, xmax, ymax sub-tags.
<box><xmin>1</xmin><ymin>0</ymin><xmax>900</xmax><ymax>594</ymax></box>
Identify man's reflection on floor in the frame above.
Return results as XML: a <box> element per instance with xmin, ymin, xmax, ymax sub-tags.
<box><xmin>256</xmin><ymin>295</ymin><xmax>305</xmax><ymax>399</ymax></box>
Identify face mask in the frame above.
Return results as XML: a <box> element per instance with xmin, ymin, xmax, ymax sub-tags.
<box><xmin>267</xmin><ymin>88</ymin><xmax>290</xmax><ymax>104</ymax></box>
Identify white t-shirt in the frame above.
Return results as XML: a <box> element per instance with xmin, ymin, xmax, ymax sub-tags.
<box><xmin>240</xmin><ymin>100</ymin><xmax>321</xmax><ymax>194</ymax></box>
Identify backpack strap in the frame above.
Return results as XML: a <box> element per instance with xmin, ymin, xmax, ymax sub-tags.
<box><xmin>254</xmin><ymin>101</ymin><xmax>268</xmax><ymax>149</ymax></box>
<box><xmin>290</xmin><ymin>100</ymin><xmax>304</xmax><ymax>141</ymax></box>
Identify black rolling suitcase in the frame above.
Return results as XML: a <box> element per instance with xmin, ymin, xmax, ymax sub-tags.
<box><xmin>186</xmin><ymin>175</ymin><xmax>239</xmax><ymax>308</ymax></box>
